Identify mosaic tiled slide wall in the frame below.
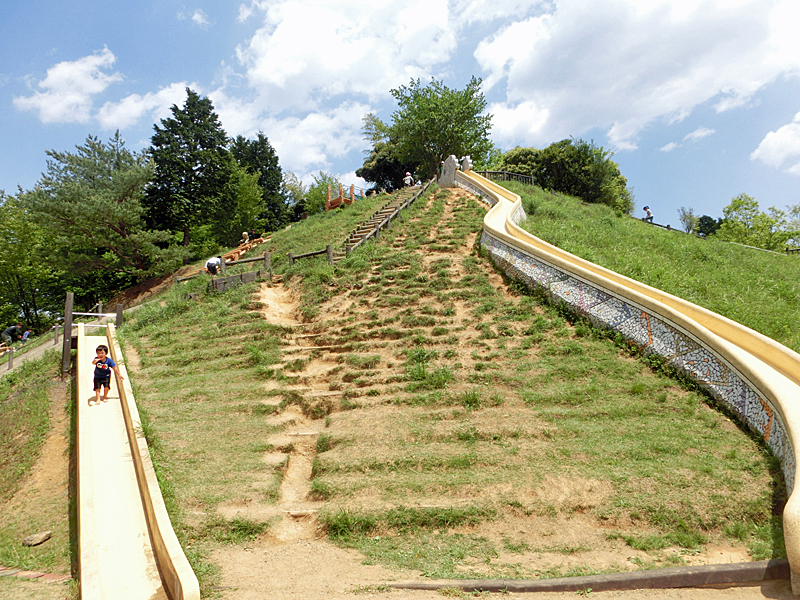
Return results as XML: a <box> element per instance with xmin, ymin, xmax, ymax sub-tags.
<box><xmin>454</xmin><ymin>168</ymin><xmax>800</xmax><ymax>590</ymax></box>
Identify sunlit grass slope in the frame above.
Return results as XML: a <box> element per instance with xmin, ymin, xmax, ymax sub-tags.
<box><xmin>510</xmin><ymin>182</ymin><xmax>800</xmax><ymax>354</ymax></box>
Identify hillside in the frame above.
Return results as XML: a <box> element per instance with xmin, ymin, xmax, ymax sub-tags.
<box><xmin>510</xmin><ymin>182</ymin><xmax>800</xmax><ymax>354</ymax></box>
<box><xmin>116</xmin><ymin>184</ymin><xmax>784</xmax><ymax>598</ymax></box>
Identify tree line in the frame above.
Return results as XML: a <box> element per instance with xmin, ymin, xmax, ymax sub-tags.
<box><xmin>0</xmin><ymin>88</ymin><xmax>299</xmax><ymax>330</ymax></box>
<box><xmin>2</xmin><ymin>79</ymin><xmax>641</xmax><ymax>332</ymax></box>
<box><xmin>678</xmin><ymin>196</ymin><xmax>800</xmax><ymax>251</ymax></box>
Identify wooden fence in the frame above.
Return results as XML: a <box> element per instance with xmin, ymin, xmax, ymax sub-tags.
<box><xmin>209</xmin><ymin>268</ymin><xmax>268</xmax><ymax>293</ymax></box>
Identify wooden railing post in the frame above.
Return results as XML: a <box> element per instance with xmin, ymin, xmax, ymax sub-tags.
<box><xmin>289</xmin><ymin>252</ymin><xmax>295</xmax><ymax>265</ymax></box>
<box><xmin>116</xmin><ymin>304</ymin><xmax>124</xmax><ymax>327</ymax></box>
<box><xmin>98</xmin><ymin>302</ymin><xmax>103</xmax><ymax>316</ymax></box>
<box><xmin>7</xmin><ymin>348</ymin><xmax>13</xmax><ymax>371</ymax></box>
<box><xmin>326</xmin><ymin>245</ymin><xmax>333</xmax><ymax>265</ymax></box>
<box><xmin>219</xmin><ymin>256</ymin><xmax>226</xmax><ymax>273</ymax></box>
<box><xmin>61</xmin><ymin>292</ymin><xmax>74</xmax><ymax>377</ymax></box>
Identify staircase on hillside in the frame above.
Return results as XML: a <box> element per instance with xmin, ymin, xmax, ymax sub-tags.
<box><xmin>330</xmin><ymin>184</ymin><xmax>426</xmax><ymax>264</ymax></box>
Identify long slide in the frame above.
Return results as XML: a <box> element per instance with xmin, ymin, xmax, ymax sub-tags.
<box><xmin>454</xmin><ymin>167</ymin><xmax>800</xmax><ymax>593</ymax></box>
<box><xmin>75</xmin><ymin>323</ymin><xmax>199</xmax><ymax>600</ymax></box>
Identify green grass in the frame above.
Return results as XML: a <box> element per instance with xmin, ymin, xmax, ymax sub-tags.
<box><xmin>0</xmin><ymin>352</ymin><xmax>58</xmax><ymax>502</ymax></box>
<box><xmin>511</xmin><ymin>183</ymin><xmax>800</xmax><ymax>353</ymax></box>
<box><xmin>116</xmin><ymin>184</ymin><xmax>785</xmax><ymax>585</ymax></box>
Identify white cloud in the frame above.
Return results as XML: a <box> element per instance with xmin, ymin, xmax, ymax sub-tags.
<box><xmin>751</xmin><ymin>111</ymin><xmax>800</xmax><ymax>174</ymax></box>
<box><xmin>178</xmin><ymin>9</ymin><xmax>210</xmax><ymax>28</ymax></box>
<box><xmin>214</xmin><ymin>99</ymin><xmax>371</xmax><ymax>175</ymax></box>
<box><xmin>475</xmin><ymin>0</ymin><xmax>800</xmax><ymax>150</ymax></box>
<box><xmin>13</xmin><ymin>48</ymin><xmax>121</xmax><ymax>124</ymax></box>
<box><xmin>235</xmin><ymin>0</ymin><xmax>455</xmax><ymax>111</ymax></box>
<box><xmin>660</xmin><ymin>142</ymin><xmax>679</xmax><ymax>152</ymax></box>
<box><xmin>97</xmin><ymin>83</ymin><xmax>190</xmax><ymax>130</ymax></box>
<box><xmin>488</xmin><ymin>100</ymin><xmax>549</xmax><ymax>145</ymax></box>
<box><xmin>683</xmin><ymin>127</ymin><xmax>715</xmax><ymax>141</ymax></box>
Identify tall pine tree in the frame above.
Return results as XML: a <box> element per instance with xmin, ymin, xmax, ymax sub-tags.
<box><xmin>145</xmin><ymin>88</ymin><xmax>231</xmax><ymax>253</ymax></box>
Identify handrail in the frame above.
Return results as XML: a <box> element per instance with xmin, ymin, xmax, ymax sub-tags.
<box><xmin>455</xmin><ymin>168</ymin><xmax>800</xmax><ymax>593</ymax></box>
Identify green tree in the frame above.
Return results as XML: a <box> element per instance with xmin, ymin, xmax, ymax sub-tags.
<box><xmin>0</xmin><ymin>194</ymin><xmax>61</xmax><ymax>331</ymax></box>
<box><xmin>230</xmin><ymin>132</ymin><xmax>287</xmax><ymax>232</ymax></box>
<box><xmin>498</xmin><ymin>147</ymin><xmax>540</xmax><ymax>178</ymax></box>
<box><xmin>282</xmin><ymin>172</ymin><xmax>308</xmax><ymax>221</ymax></box>
<box><xmin>696</xmin><ymin>215</ymin><xmax>723</xmax><ymax>237</ymax></box>
<box><xmin>304</xmin><ymin>172</ymin><xmax>341</xmax><ymax>215</ymax></box>
<box><xmin>500</xmin><ymin>140</ymin><xmax>633</xmax><ymax>213</ymax></box>
<box><xmin>20</xmin><ymin>133</ymin><xmax>182</xmax><ymax>305</ymax></box>
<box><xmin>678</xmin><ymin>207</ymin><xmax>698</xmax><ymax>234</ymax></box>
<box><xmin>144</xmin><ymin>88</ymin><xmax>231</xmax><ymax>252</ymax></box>
<box><xmin>716</xmin><ymin>193</ymin><xmax>797</xmax><ymax>252</ymax></box>
<box><xmin>213</xmin><ymin>158</ymin><xmax>266</xmax><ymax>246</ymax></box>
<box><xmin>361</xmin><ymin>77</ymin><xmax>493</xmax><ymax>182</ymax></box>
<box><xmin>356</xmin><ymin>140</ymin><xmax>415</xmax><ymax>191</ymax></box>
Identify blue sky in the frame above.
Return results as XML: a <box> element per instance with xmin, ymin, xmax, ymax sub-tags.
<box><xmin>2</xmin><ymin>0</ymin><xmax>799</xmax><ymax>227</ymax></box>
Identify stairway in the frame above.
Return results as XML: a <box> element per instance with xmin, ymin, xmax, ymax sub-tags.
<box><xmin>331</xmin><ymin>185</ymin><xmax>424</xmax><ymax>264</ymax></box>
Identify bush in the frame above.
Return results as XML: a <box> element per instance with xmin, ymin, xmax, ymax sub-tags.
<box><xmin>500</xmin><ymin>139</ymin><xmax>633</xmax><ymax>214</ymax></box>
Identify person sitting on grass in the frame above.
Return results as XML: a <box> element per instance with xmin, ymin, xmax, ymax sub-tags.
<box><xmin>91</xmin><ymin>344</ymin><xmax>124</xmax><ymax>405</ymax></box>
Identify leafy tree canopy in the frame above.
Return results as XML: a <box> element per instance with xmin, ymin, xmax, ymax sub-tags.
<box><xmin>19</xmin><ymin>133</ymin><xmax>183</xmax><ymax>306</ymax></box>
<box><xmin>678</xmin><ymin>206</ymin><xmax>698</xmax><ymax>234</ymax></box>
<box><xmin>716</xmin><ymin>193</ymin><xmax>799</xmax><ymax>251</ymax></box>
<box><xmin>360</xmin><ymin>77</ymin><xmax>493</xmax><ymax>182</ymax></box>
<box><xmin>355</xmin><ymin>140</ymin><xmax>415</xmax><ymax>192</ymax></box>
<box><xmin>499</xmin><ymin>139</ymin><xmax>634</xmax><ymax>214</ymax></box>
<box><xmin>696</xmin><ymin>215</ymin><xmax>723</xmax><ymax>237</ymax></box>
<box><xmin>0</xmin><ymin>194</ymin><xmax>61</xmax><ymax>330</ymax></box>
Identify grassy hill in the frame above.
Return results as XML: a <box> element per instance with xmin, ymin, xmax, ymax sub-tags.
<box><xmin>2</xmin><ymin>183</ymin><xmax>792</xmax><ymax>598</ymax></box>
<box><xmin>115</xmin><ymin>184</ymin><xmax>785</xmax><ymax>595</ymax></box>
<box><xmin>510</xmin><ymin>182</ymin><xmax>800</xmax><ymax>354</ymax></box>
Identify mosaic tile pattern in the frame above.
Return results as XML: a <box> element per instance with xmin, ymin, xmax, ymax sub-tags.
<box><xmin>480</xmin><ymin>227</ymin><xmax>796</xmax><ymax>492</ymax></box>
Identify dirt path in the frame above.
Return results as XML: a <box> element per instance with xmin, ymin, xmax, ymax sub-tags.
<box><xmin>209</xmin><ymin>189</ymin><xmax>793</xmax><ymax>600</ymax></box>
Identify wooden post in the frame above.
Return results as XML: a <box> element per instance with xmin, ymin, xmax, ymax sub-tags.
<box><xmin>61</xmin><ymin>292</ymin><xmax>74</xmax><ymax>377</ymax></box>
<box><xmin>7</xmin><ymin>348</ymin><xmax>13</xmax><ymax>371</ymax></box>
<box><xmin>116</xmin><ymin>304</ymin><xmax>124</xmax><ymax>327</ymax></box>
<box><xmin>219</xmin><ymin>255</ymin><xmax>226</xmax><ymax>273</ymax></box>
<box><xmin>53</xmin><ymin>325</ymin><xmax>59</xmax><ymax>345</ymax></box>
<box><xmin>289</xmin><ymin>252</ymin><xmax>295</xmax><ymax>265</ymax></box>
<box><xmin>350</xmin><ymin>184</ymin><xmax>354</xmax><ymax>203</ymax></box>
<box><xmin>327</xmin><ymin>185</ymin><xmax>331</xmax><ymax>206</ymax></box>
<box><xmin>326</xmin><ymin>244</ymin><xmax>333</xmax><ymax>265</ymax></box>
<box><xmin>98</xmin><ymin>302</ymin><xmax>103</xmax><ymax>316</ymax></box>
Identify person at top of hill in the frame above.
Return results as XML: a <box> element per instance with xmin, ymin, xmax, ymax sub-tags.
<box><xmin>91</xmin><ymin>344</ymin><xmax>124</xmax><ymax>405</ymax></box>
<box><xmin>403</xmin><ymin>172</ymin><xmax>414</xmax><ymax>187</ymax></box>
<box><xmin>643</xmin><ymin>206</ymin><xmax>654</xmax><ymax>223</ymax></box>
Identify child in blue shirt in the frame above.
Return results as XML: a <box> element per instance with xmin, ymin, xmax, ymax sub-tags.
<box><xmin>91</xmin><ymin>344</ymin><xmax>124</xmax><ymax>405</ymax></box>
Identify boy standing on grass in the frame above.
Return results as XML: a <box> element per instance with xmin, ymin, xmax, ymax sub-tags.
<box><xmin>91</xmin><ymin>344</ymin><xmax>124</xmax><ymax>405</ymax></box>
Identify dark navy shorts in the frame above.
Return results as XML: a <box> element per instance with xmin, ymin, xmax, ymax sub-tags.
<box><xmin>93</xmin><ymin>377</ymin><xmax>111</xmax><ymax>391</ymax></box>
